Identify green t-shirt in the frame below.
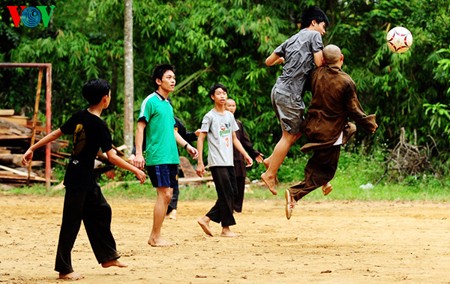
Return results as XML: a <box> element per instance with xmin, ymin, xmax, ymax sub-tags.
<box><xmin>138</xmin><ymin>92</ymin><xmax>180</xmax><ymax>166</ymax></box>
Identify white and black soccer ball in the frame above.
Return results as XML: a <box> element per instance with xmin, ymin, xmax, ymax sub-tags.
<box><xmin>386</xmin><ymin>26</ymin><xmax>413</xmax><ymax>53</ymax></box>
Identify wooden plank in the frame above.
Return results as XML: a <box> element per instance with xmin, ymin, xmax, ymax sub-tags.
<box><xmin>0</xmin><ymin>115</ymin><xmax>29</xmax><ymax>126</ymax></box>
<box><xmin>178</xmin><ymin>176</ymin><xmax>213</xmax><ymax>184</ymax></box>
<box><xmin>0</xmin><ymin>135</ymin><xmax>31</xmax><ymax>140</ymax></box>
<box><xmin>0</xmin><ymin>109</ymin><xmax>14</xmax><ymax>116</ymax></box>
<box><xmin>0</xmin><ymin>173</ymin><xmax>56</xmax><ymax>183</ymax></box>
<box><xmin>0</xmin><ymin>164</ymin><xmax>36</xmax><ymax>177</ymax></box>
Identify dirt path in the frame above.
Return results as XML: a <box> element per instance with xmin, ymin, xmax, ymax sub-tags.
<box><xmin>0</xmin><ymin>195</ymin><xmax>449</xmax><ymax>283</ymax></box>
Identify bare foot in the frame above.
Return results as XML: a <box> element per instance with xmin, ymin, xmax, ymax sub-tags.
<box><xmin>263</xmin><ymin>159</ymin><xmax>279</xmax><ymax>184</ymax></box>
<box><xmin>58</xmin><ymin>272</ymin><xmax>84</xmax><ymax>280</ymax></box>
<box><xmin>148</xmin><ymin>236</ymin><xmax>173</xmax><ymax>247</ymax></box>
<box><xmin>221</xmin><ymin>231</ymin><xmax>239</xmax><ymax>237</ymax></box>
<box><xmin>260</xmin><ymin>172</ymin><xmax>277</xmax><ymax>195</ymax></box>
<box><xmin>101</xmin><ymin>259</ymin><xmax>128</xmax><ymax>268</ymax></box>
<box><xmin>197</xmin><ymin>217</ymin><xmax>213</xmax><ymax>237</ymax></box>
<box><xmin>166</xmin><ymin>209</ymin><xmax>177</xmax><ymax>220</ymax></box>
<box><xmin>221</xmin><ymin>227</ymin><xmax>238</xmax><ymax>237</ymax></box>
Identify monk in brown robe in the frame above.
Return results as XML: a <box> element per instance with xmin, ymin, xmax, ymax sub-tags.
<box><xmin>285</xmin><ymin>44</ymin><xmax>378</xmax><ymax>219</ymax></box>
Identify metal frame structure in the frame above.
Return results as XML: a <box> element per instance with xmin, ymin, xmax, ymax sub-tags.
<box><xmin>0</xmin><ymin>63</ymin><xmax>52</xmax><ymax>188</ymax></box>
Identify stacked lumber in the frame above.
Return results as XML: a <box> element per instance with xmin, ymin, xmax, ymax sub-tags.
<box><xmin>0</xmin><ymin>109</ymin><xmax>66</xmax><ymax>185</ymax></box>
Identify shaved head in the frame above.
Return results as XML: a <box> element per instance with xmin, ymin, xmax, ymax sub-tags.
<box><xmin>323</xmin><ymin>44</ymin><xmax>342</xmax><ymax>65</ymax></box>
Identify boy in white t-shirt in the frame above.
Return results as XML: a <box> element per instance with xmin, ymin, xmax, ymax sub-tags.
<box><xmin>196</xmin><ymin>84</ymin><xmax>253</xmax><ymax>237</ymax></box>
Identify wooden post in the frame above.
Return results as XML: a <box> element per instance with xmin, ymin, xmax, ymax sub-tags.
<box><xmin>27</xmin><ymin>68</ymin><xmax>44</xmax><ymax>185</ymax></box>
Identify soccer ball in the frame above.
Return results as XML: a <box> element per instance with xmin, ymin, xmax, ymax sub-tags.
<box><xmin>386</xmin><ymin>27</ymin><xmax>413</xmax><ymax>53</ymax></box>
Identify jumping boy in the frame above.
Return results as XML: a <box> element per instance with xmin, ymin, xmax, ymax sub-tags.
<box><xmin>21</xmin><ymin>79</ymin><xmax>147</xmax><ymax>280</ymax></box>
<box><xmin>132</xmin><ymin>64</ymin><xmax>198</xmax><ymax>247</ymax></box>
<box><xmin>261</xmin><ymin>6</ymin><xmax>329</xmax><ymax>195</ymax></box>
<box><xmin>196</xmin><ymin>84</ymin><xmax>253</xmax><ymax>237</ymax></box>
<box><xmin>285</xmin><ymin>44</ymin><xmax>378</xmax><ymax>219</ymax></box>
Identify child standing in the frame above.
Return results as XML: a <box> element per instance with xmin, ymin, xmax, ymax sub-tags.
<box><xmin>225</xmin><ymin>98</ymin><xmax>263</xmax><ymax>213</ymax></box>
<box><xmin>21</xmin><ymin>79</ymin><xmax>147</xmax><ymax>280</ymax></box>
<box><xmin>196</xmin><ymin>84</ymin><xmax>253</xmax><ymax>237</ymax></box>
<box><xmin>261</xmin><ymin>6</ymin><xmax>329</xmax><ymax>195</ymax></box>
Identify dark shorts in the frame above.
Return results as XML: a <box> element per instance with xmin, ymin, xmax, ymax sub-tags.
<box><xmin>271</xmin><ymin>85</ymin><xmax>305</xmax><ymax>135</ymax></box>
<box><xmin>147</xmin><ymin>164</ymin><xmax>178</xmax><ymax>189</ymax></box>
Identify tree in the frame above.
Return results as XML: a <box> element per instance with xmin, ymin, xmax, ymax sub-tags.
<box><xmin>123</xmin><ymin>0</ymin><xmax>134</xmax><ymax>155</ymax></box>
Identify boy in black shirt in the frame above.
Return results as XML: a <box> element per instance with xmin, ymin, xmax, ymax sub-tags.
<box><xmin>21</xmin><ymin>79</ymin><xmax>146</xmax><ymax>280</ymax></box>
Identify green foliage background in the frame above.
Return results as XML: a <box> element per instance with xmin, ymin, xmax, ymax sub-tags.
<box><xmin>0</xmin><ymin>0</ymin><xmax>449</xmax><ymax>180</ymax></box>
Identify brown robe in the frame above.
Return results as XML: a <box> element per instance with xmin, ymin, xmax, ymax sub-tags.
<box><xmin>233</xmin><ymin>119</ymin><xmax>261</xmax><ymax>212</ymax></box>
<box><xmin>289</xmin><ymin>65</ymin><xmax>377</xmax><ymax>200</ymax></box>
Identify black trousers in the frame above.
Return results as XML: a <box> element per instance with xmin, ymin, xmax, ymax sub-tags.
<box><xmin>55</xmin><ymin>184</ymin><xmax>119</xmax><ymax>274</ymax></box>
<box><xmin>206</xmin><ymin>166</ymin><xmax>237</xmax><ymax>227</ymax></box>
<box><xmin>233</xmin><ymin>176</ymin><xmax>245</xmax><ymax>213</ymax></box>
<box><xmin>167</xmin><ymin>187</ymin><xmax>179</xmax><ymax>214</ymax></box>
<box><xmin>289</xmin><ymin>146</ymin><xmax>341</xmax><ymax>201</ymax></box>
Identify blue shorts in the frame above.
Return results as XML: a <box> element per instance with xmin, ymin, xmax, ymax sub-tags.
<box><xmin>147</xmin><ymin>164</ymin><xmax>178</xmax><ymax>189</ymax></box>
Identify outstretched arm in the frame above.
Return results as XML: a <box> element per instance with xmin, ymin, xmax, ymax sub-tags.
<box><xmin>22</xmin><ymin>129</ymin><xmax>63</xmax><ymax>166</ymax></box>
<box><xmin>105</xmin><ymin>149</ymin><xmax>146</xmax><ymax>183</ymax></box>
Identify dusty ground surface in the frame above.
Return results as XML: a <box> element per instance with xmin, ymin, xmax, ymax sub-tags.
<box><xmin>0</xmin><ymin>194</ymin><xmax>449</xmax><ymax>284</ymax></box>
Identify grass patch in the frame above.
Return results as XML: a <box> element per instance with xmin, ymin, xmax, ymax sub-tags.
<box><xmin>2</xmin><ymin>150</ymin><xmax>449</xmax><ymax>202</ymax></box>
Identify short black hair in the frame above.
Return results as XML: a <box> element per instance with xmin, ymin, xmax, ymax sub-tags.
<box><xmin>152</xmin><ymin>64</ymin><xmax>175</xmax><ymax>90</ymax></box>
<box><xmin>82</xmin><ymin>79</ymin><xmax>110</xmax><ymax>106</ymax></box>
<box><xmin>208</xmin><ymin>83</ymin><xmax>228</xmax><ymax>101</ymax></box>
<box><xmin>301</xmin><ymin>6</ymin><xmax>329</xmax><ymax>28</ymax></box>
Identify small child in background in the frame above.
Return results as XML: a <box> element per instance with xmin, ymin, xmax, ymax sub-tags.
<box><xmin>225</xmin><ymin>98</ymin><xmax>263</xmax><ymax>213</ymax></box>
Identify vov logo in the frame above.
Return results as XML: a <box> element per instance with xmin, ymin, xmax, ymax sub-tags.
<box><xmin>7</xmin><ymin>5</ymin><xmax>55</xmax><ymax>28</ymax></box>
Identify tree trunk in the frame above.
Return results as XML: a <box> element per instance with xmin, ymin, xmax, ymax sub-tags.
<box><xmin>123</xmin><ymin>0</ymin><xmax>134</xmax><ymax>156</ymax></box>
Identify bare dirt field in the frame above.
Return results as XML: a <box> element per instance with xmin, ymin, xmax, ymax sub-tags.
<box><xmin>0</xmin><ymin>194</ymin><xmax>449</xmax><ymax>284</ymax></box>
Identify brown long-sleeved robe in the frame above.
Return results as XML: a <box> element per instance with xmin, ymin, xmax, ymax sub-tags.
<box><xmin>289</xmin><ymin>65</ymin><xmax>378</xmax><ymax>201</ymax></box>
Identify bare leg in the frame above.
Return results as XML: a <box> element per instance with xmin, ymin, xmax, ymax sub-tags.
<box><xmin>58</xmin><ymin>272</ymin><xmax>84</xmax><ymax>280</ymax></box>
<box><xmin>261</xmin><ymin>130</ymin><xmax>301</xmax><ymax>195</ymax></box>
<box><xmin>221</xmin><ymin>226</ymin><xmax>238</xmax><ymax>237</ymax></box>
<box><xmin>148</xmin><ymin>187</ymin><xmax>173</xmax><ymax>247</ymax></box>
<box><xmin>101</xmin><ymin>259</ymin><xmax>128</xmax><ymax>268</ymax></box>
<box><xmin>197</xmin><ymin>216</ymin><xmax>213</xmax><ymax>236</ymax></box>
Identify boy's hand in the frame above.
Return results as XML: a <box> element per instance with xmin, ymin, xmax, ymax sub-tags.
<box><xmin>196</xmin><ymin>163</ymin><xmax>205</xmax><ymax>177</ymax></box>
<box><xmin>135</xmin><ymin>169</ymin><xmax>147</xmax><ymax>184</ymax></box>
<box><xmin>255</xmin><ymin>154</ymin><xmax>264</xmax><ymax>164</ymax></box>
<box><xmin>21</xmin><ymin>149</ymin><xmax>33</xmax><ymax>166</ymax></box>
<box><xmin>244</xmin><ymin>155</ymin><xmax>253</xmax><ymax>167</ymax></box>
<box><xmin>132</xmin><ymin>154</ymin><xmax>146</xmax><ymax>169</ymax></box>
<box><xmin>186</xmin><ymin>145</ymin><xmax>199</xmax><ymax>160</ymax></box>
<box><xmin>128</xmin><ymin>153</ymin><xmax>136</xmax><ymax>162</ymax></box>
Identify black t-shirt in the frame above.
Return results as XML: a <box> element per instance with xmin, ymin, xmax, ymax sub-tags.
<box><xmin>60</xmin><ymin>109</ymin><xmax>113</xmax><ymax>187</ymax></box>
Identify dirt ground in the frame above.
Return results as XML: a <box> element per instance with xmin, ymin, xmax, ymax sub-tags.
<box><xmin>0</xmin><ymin>193</ymin><xmax>449</xmax><ymax>284</ymax></box>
